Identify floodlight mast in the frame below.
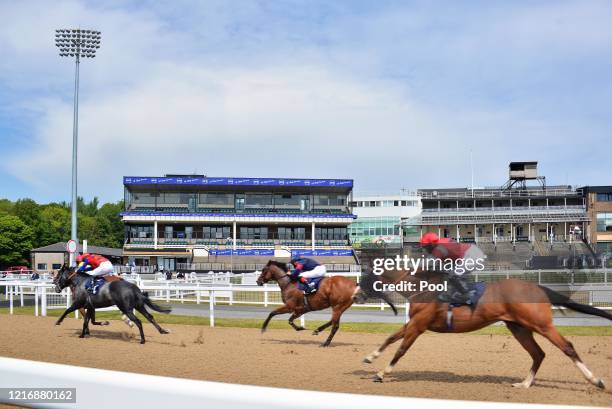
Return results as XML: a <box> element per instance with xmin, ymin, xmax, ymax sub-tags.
<box><xmin>55</xmin><ymin>28</ymin><xmax>101</xmax><ymax>266</ymax></box>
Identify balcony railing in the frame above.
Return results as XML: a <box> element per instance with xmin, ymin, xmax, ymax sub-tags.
<box><xmin>418</xmin><ymin>187</ymin><xmax>579</xmax><ymax>199</ymax></box>
<box><xmin>422</xmin><ymin>205</ymin><xmax>586</xmax><ymax>214</ymax></box>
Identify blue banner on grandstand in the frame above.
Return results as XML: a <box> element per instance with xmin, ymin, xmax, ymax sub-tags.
<box><xmin>291</xmin><ymin>249</ymin><xmax>354</xmax><ymax>257</ymax></box>
<box><xmin>120</xmin><ymin>212</ymin><xmax>356</xmax><ymax>219</ymax></box>
<box><xmin>124</xmin><ymin>176</ymin><xmax>353</xmax><ymax>188</ymax></box>
<box><xmin>209</xmin><ymin>249</ymin><xmax>274</xmax><ymax>256</ymax></box>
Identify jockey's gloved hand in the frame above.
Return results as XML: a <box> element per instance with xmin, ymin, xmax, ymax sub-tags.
<box><xmin>299</xmin><ymin>277</ymin><xmax>307</xmax><ymax>284</ymax></box>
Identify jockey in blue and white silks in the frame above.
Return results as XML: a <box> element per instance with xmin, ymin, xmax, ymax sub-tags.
<box><xmin>289</xmin><ymin>257</ymin><xmax>326</xmax><ymax>295</ymax></box>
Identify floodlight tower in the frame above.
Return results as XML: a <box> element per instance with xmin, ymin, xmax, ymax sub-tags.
<box><xmin>55</xmin><ymin>28</ymin><xmax>101</xmax><ymax>266</ymax></box>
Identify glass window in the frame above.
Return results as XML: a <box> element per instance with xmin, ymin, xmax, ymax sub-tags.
<box><xmin>37</xmin><ymin>263</ymin><xmax>47</xmax><ymax>270</ymax></box>
<box><xmin>52</xmin><ymin>263</ymin><xmax>62</xmax><ymax>269</ymax></box>
<box><xmin>245</xmin><ymin>193</ymin><xmax>273</xmax><ymax>208</ymax></box>
<box><xmin>596</xmin><ymin>213</ymin><xmax>612</xmax><ymax>232</ymax></box>
<box><xmin>199</xmin><ymin>193</ymin><xmax>233</xmax><ymax>206</ymax></box>
<box><xmin>597</xmin><ymin>193</ymin><xmax>612</xmax><ymax>202</ymax></box>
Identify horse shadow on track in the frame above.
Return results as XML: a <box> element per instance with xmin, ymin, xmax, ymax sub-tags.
<box><xmin>263</xmin><ymin>338</ymin><xmax>355</xmax><ymax>347</ymax></box>
<box><xmin>66</xmin><ymin>329</ymin><xmax>137</xmax><ymax>342</ymax></box>
<box><xmin>349</xmin><ymin>370</ymin><xmax>588</xmax><ymax>392</ymax></box>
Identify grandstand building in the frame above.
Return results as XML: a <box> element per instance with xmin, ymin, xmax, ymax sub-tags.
<box><xmin>348</xmin><ymin>192</ymin><xmax>421</xmax><ymax>248</ymax></box>
<box><xmin>580</xmin><ymin>186</ymin><xmax>612</xmax><ymax>261</ymax></box>
<box><xmin>121</xmin><ymin>175</ymin><xmax>357</xmax><ymax>272</ymax></box>
<box><xmin>405</xmin><ymin>162</ymin><xmax>589</xmax><ymax>243</ymax></box>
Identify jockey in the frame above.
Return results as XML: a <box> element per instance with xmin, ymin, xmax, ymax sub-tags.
<box><xmin>420</xmin><ymin>232</ymin><xmax>485</xmax><ymax>304</ymax></box>
<box><xmin>75</xmin><ymin>253</ymin><xmax>114</xmax><ymax>295</ymax></box>
<box><xmin>289</xmin><ymin>256</ymin><xmax>326</xmax><ymax>295</ymax></box>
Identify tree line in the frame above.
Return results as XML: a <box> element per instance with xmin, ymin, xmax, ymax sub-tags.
<box><xmin>0</xmin><ymin>197</ymin><xmax>124</xmax><ymax>267</ymax></box>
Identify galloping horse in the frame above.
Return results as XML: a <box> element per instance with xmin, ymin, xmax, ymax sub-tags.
<box><xmin>257</xmin><ymin>260</ymin><xmax>397</xmax><ymax>347</ymax></box>
<box><xmin>54</xmin><ymin>265</ymin><xmax>171</xmax><ymax>344</ymax></box>
<box><xmin>353</xmin><ymin>268</ymin><xmax>611</xmax><ymax>391</ymax></box>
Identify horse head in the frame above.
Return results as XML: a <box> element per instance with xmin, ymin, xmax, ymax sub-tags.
<box><xmin>257</xmin><ymin>260</ymin><xmax>289</xmax><ymax>286</ymax></box>
<box><xmin>54</xmin><ymin>264</ymin><xmax>76</xmax><ymax>293</ymax></box>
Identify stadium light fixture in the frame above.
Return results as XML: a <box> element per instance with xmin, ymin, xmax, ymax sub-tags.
<box><xmin>55</xmin><ymin>28</ymin><xmax>102</xmax><ymax>266</ymax></box>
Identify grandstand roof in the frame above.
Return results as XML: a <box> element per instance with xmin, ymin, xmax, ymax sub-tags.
<box><xmin>124</xmin><ymin>176</ymin><xmax>353</xmax><ymax>192</ymax></box>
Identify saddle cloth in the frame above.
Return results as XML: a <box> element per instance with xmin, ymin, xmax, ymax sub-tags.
<box><xmin>449</xmin><ymin>281</ymin><xmax>487</xmax><ymax>308</ymax></box>
<box><xmin>298</xmin><ymin>276</ymin><xmax>324</xmax><ymax>293</ymax></box>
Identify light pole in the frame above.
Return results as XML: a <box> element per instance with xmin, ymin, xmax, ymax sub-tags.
<box><xmin>55</xmin><ymin>28</ymin><xmax>101</xmax><ymax>266</ymax></box>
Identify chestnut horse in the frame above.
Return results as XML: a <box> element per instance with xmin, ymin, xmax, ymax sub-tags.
<box><xmin>353</xmin><ymin>268</ymin><xmax>611</xmax><ymax>391</ymax></box>
<box><xmin>257</xmin><ymin>260</ymin><xmax>397</xmax><ymax>347</ymax></box>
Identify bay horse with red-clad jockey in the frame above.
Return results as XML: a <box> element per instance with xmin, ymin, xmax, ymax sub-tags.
<box><xmin>353</xmin><ymin>267</ymin><xmax>611</xmax><ymax>391</ymax></box>
<box><xmin>257</xmin><ymin>260</ymin><xmax>397</xmax><ymax>347</ymax></box>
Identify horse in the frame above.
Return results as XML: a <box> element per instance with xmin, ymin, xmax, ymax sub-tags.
<box><xmin>353</xmin><ymin>268</ymin><xmax>611</xmax><ymax>391</ymax></box>
<box><xmin>256</xmin><ymin>260</ymin><xmax>397</xmax><ymax>347</ymax></box>
<box><xmin>53</xmin><ymin>265</ymin><xmax>171</xmax><ymax>344</ymax></box>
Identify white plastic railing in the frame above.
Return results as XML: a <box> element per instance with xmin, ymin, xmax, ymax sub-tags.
<box><xmin>0</xmin><ymin>357</ymin><xmax>560</xmax><ymax>409</ymax></box>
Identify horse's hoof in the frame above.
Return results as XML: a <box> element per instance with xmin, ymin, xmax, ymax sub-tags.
<box><xmin>79</xmin><ymin>335</ymin><xmax>86</xmax><ymax>339</ymax></box>
<box><xmin>102</xmin><ymin>321</ymin><xmax>110</xmax><ymax>326</ymax></box>
<box><xmin>320</xmin><ymin>343</ymin><xmax>330</xmax><ymax>348</ymax></box>
<box><xmin>296</xmin><ymin>327</ymin><xmax>305</xmax><ymax>331</ymax></box>
<box><xmin>261</xmin><ymin>328</ymin><xmax>267</xmax><ymax>334</ymax></box>
<box><xmin>373</xmin><ymin>374</ymin><xmax>384</xmax><ymax>383</ymax></box>
<box><xmin>596</xmin><ymin>379</ymin><xmax>606</xmax><ymax>390</ymax></box>
<box><xmin>512</xmin><ymin>382</ymin><xmax>529</xmax><ymax>389</ymax></box>
<box><xmin>363</xmin><ymin>357</ymin><xmax>372</xmax><ymax>364</ymax></box>
<box><xmin>160</xmin><ymin>329</ymin><xmax>170</xmax><ymax>334</ymax></box>
<box><xmin>312</xmin><ymin>330</ymin><xmax>319</xmax><ymax>336</ymax></box>
<box><xmin>55</xmin><ymin>322</ymin><xmax>61</xmax><ymax>326</ymax></box>
<box><xmin>140</xmin><ymin>340</ymin><xmax>146</xmax><ymax>344</ymax></box>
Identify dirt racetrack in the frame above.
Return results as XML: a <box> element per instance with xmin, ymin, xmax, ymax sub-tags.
<box><xmin>0</xmin><ymin>314</ymin><xmax>610</xmax><ymax>407</ymax></box>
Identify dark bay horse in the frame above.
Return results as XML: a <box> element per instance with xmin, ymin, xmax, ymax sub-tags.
<box><xmin>54</xmin><ymin>265</ymin><xmax>171</xmax><ymax>344</ymax></box>
<box><xmin>257</xmin><ymin>260</ymin><xmax>397</xmax><ymax>347</ymax></box>
<box><xmin>353</xmin><ymin>268</ymin><xmax>611</xmax><ymax>391</ymax></box>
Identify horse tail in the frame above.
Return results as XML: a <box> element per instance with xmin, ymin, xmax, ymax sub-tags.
<box><xmin>141</xmin><ymin>291</ymin><xmax>172</xmax><ymax>314</ymax></box>
<box><xmin>540</xmin><ymin>286</ymin><xmax>612</xmax><ymax>321</ymax></box>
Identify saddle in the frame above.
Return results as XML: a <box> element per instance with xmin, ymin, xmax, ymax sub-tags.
<box><xmin>104</xmin><ymin>275</ymin><xmax>122</xmax><ymax>283</ymax></box>
<box><xmin>297</xmin><ymin>276</ymin><xmax>324</xmax><ymax>293</ymax></box>
<box><xmin>444</xmin><ymin>282</ymin><xmax>487</xmax><ymax>331</ymax></box>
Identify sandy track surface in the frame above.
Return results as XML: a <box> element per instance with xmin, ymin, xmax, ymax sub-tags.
<box><xmin>0</xmin><ymin>315</ymin><xmax>610</xmax><ymax>407</ymax></box>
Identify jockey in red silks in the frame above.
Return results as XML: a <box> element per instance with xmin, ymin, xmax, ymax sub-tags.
<box><xmin>420</xmin><ymin>232</ymin><xmax>485</xmax><ymax>304</ymax></box>
<box><xmin>76</xmin><ymin>253</ymin><xmax>115</xmax><ymax>294</ymax></box>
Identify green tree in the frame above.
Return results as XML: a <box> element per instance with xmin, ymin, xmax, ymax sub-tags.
<box><xmin>37</xmin><ymin>205</ymin><xmax>71</xmax><ymax>245</ymax></box>
<box><xmin>12</xmin><ymin>198</ymin><xmax>40</xmax><ymax>226</ymax></box>
<box><xmin>0</xmin><ymin>199</ymin><xmax>13</xmax><ymax>215</ymax></box>
<box><xmin>0</xmin><ymin>214</ymin><xmax>34</xmax><ymax>267</ymax></box>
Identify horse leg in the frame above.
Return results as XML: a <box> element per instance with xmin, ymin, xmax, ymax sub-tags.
<box><xmin>288</xmin><ymin>312</ymin><xmax>306</xmax><ymax>331</ymax></box>
<box><xmin>135</xmin><ymin>305</ymin><xmax>169</xmax><ymax>334</ymax></box>
<box><xmin>505</xmin><ymin>322</ymin><xmax>545</xmax><ymax>388</ymax></box>
<box><xmin>56</xmin><ymin>302</ymin><xmax>81</xmax><ymax>326</ymax></box>
<box><xmin>122</xmin><ymin>309</ymin><xmax>146</xmax><ymax>344</ymax></box>
<box><xmin>321</xmin><ymin>303</ymin><xmax>350</xmax><ymax>347</ymax></box>
<box><xmin>261</xmin><ymin>304</ymin><xmax>292</xmax><ymax>333</ymax></box>
<box><xmin>538</xmin><ymin>324</ymin><xmax>607</xmax><ymax>390</ymax></box>
<box><xmin>373</xmin><ymin>321</ymin><xmax>425</xmax><ymax>382</ymax></box>
<box><xmin>363</xmin><ymin>325</ymin><xmax>407</xmax><ymax>364</ymax></box>
<box><xmin>312</xmin><ymin>320</ymin><xmax>332</xmax><ymax>336</ymax></box>
<box><xmin>88</xmin><ymin>309</ymin><xmax>110</xmax><ymax>326</ymax></box>
<box><xmin>79</xmin><ymin>309</ymin><xmax>92</xmax><ymax>338</ymax></box>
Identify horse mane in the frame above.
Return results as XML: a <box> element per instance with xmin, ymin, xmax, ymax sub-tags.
<box><xmin>266</xmin><ymin>259</ymin><xmax>289</xmax><ymax>272</ymax></box>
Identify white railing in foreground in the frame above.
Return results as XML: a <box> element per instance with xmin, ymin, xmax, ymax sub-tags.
<box><xmin>0</xmin><ymin>357</ymin><xmax>572</xmax><ymax>409</ymax></box>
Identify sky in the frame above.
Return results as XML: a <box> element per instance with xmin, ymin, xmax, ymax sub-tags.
<box><xmin>0</xmin><ymin>0</ymin><xmax>611</xmax><ymax>203</ymax></box>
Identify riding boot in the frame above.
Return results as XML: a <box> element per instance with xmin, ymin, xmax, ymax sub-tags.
<box><xmin>448</xmin><ymin>275</ymin><xmax>473</xmax><ymax>304</ymax></box>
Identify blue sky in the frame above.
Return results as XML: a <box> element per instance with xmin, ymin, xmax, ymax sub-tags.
<box><xmin>1</xmin><ymin>0</ymin><xmax>611</xmax><ymax>203</ymax></box>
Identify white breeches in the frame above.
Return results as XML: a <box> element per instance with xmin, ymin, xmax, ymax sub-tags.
<box><xmin>87</xmin><ymin>261</ymin><xmax>114</xmax><ymax>277</ymax></box>
<box><xmin>299</xmin><ymin>265</ymin><xmax>327</xmax><ymax>279</ymax></box>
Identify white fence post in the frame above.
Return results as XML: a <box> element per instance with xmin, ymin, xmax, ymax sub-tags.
<box><xmin>34</xmin><ymin>285</ymin><xmax>39</xmax><ymax>317</ymax></box>
<box><xmin>9</xmin><ymin>285</ymin><xmax>13</xmax><ymax>315</ymax></box>
<box><xmin>196</xmin><ymin>283</ymin><xmax>201</xmax><ymax>304</ymax></box>
<box><xmin>229</xmin><ymin>283</ymin><xmax>233</xmax><ymax>306</ymax></box>
<box><xmin>300</xmin><ymin>314</ymin><xmax>305</xmax><ymax>327</ymax></box>
<box><xmin>166</xmin><ymin>283</ymin><xmax>170</xmax><ymax>303</ymax></box>
<box><xmin>264</xmin><ymin>284</ymin><xmax>268</xmax><ymax>307</ymax></box>
<box><xmin>404</xmin><ymin>302</ymin><xmax>410</xmax><ymax>323</ymax></box>
<box><xmin>209</xmin><ymin>290</ymin><xmax>215</xmax><ymax>328</ymax></box>
<box><xmin>19</xmin><ymin>286</ymin><xmax>24</xmax><ymax>307</ymax></box>
<box><xmin>41</xmin><ymin>285</ymin><xmax>47</xmax><ymax>317</ymax></box>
